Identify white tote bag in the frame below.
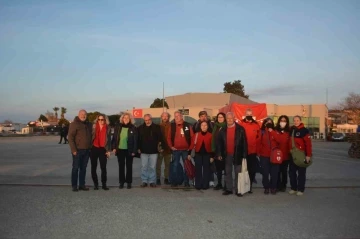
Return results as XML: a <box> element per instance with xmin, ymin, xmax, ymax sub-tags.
<box><xmin>237</xmin><ymin>158</ymin><xmax>251</xmax><ymax>195</ymax></box>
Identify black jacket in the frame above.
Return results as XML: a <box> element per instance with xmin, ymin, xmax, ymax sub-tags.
<box><xmin>216</xmin><ymin>123</ymin><xmax>248</xmax><ymax>165</ymax></box>
<box><xmin>137</xmin><ymin>123</ymin><xmax>163</xmax><ymax>154</ymax></box>
<box><xmin>111</xmin><ymin>123</ymin><xmax>137</xmax><ymax>155</ymax></box>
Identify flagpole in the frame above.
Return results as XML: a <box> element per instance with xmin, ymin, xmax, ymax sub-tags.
<box><xmin>162</xmin><ymin>82</ymin><xmax>165</xmax><ymax>112</ymax></box>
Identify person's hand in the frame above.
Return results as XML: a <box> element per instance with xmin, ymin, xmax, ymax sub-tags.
<box><xmin>210</xmin><ymin>158</ymin><xmax>214</xmax><ymax>163</ymax></box>
<box><xmin>171</xmin><ymin>147</ymin><xmax>177</xmax><ymax>151</ymax></box>
<box><xmin>305</xmin><ymin>156</ymin><xmax>311</xmax><ymax>163</ymax></box>
<box><xmin>112</xmin><ymin>149</ymin><xmax>116</xmax><ymax>154</ymax></box>
<box><xmin>106</xmin><ymin>152</ymin><xmax>111</xmax><ymax>158</ymax></box>
<box><xmin>187</xmin><ymin>155</ymin><xmax>192</xmax><ymax>161</ymax></box>
<box><xmin>72</xmin><ymin>151</ymin><xmax>77</xmax><ymax>156</ymax></box>
<box><xmin>131</xmin><ymin>153</ymin><xmax>135</xmax><ymax>156</ymax></box>
<box><xmin>268</xmin><ymin>128</ymin><xmax>273</xmax><ymax>132</ymax></box>
<box><xmin>218</xmin><ymin>156</ymin><xmax>222</xmax><ymax>161</ymax></box>
<box><xmin>138</xmin><ymin>149</ymin><xmax>141</xmax><ymax>154</ymax></box>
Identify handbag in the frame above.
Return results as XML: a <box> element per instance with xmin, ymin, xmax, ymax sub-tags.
<box><xmin>290</xmin><ymin>131</ymin><xmax>312</xmax><ymax>168</ymax></box>
<box><xmin>267</xmin><ymin>131</ymin><xmax>283</xmax><ymax>164</ymax></box>
<box><xmin>237</xmin><ymin>158</ymin><xmax>251</xmax><ymax>195</ymax></box>
<box><xmin>190</xmin><ymin>133</ymin><xmax>199</xmax><ymax>158</ymax></box>
<box><xmin>184</xmin><ymin>159</ymin><xmax>195</xmax><ymax>180</ymax></box>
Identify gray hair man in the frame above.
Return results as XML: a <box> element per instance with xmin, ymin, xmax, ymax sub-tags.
<box><xmin>156</xmin><ymin>112</ymin><xmax>172</xmax><ymax>185</ymax></box>
<box><xmin>137</xmin><ymin>114</ymin><xmax>164</xmax><ymax>187</ymax></box>
<box><xmin>216</xmin><ymin>112</ymin><xmax>248</xmax><ymax>196</ymax></box>
<box><xmin>68</xmin><ymin>109</ymin><xmax>93</xmax><ymax>192</ymax></box>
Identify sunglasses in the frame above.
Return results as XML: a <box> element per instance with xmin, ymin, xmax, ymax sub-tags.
<box><xmin>98</xmin><ymin>119</ymin><xmax>105</xmax><ymax>121</ymax></box>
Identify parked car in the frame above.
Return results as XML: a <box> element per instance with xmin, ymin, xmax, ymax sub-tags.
<box><xmin>331</xmin><ymin>132</ymin><xmax>346</xmax><ymax>142</ymax></box>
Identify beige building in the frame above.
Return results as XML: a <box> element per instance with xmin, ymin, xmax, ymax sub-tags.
<box><xmin>128</xmin><ymin>93</ymin><xmax>328</xmax><ymax>137</ymax></box>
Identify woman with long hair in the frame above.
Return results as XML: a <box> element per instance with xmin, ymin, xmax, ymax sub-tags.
<box><xmin>111</xmin><ymin>112</ymin><xmax>138</xmax><ymax>189</ymax></box>
<box><xmin>274</xmin><ymin>115</ymin><xmax>291</xmax><ymax>192</ymax></box>
<box><xmin>90</xmin><ymin>114</ymin><xmax>112</xmax><ymax>190</ymax></box>
<box><xmin>212</xmin><ymin>112</ymin><xmax>226</xmax><ymax>190</ymax></box>
<box><xmin>257</xmin><ymin>118</ymin><xmax>280</xmax><ymax>195</ymax></box>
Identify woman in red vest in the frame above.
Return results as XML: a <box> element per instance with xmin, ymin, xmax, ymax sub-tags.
<box><xmin>274</xmin><ymin>115</ymin><xmax>291</xmax><ymax>192</ymax></box>
<box><xmin>188</xmin><ymin>121</ymin><xmax>214</xmax><ymax>190</ymax></box>
<box><xmin>91</xmin><ymin>114</ymin><xmax>112</xmax><ymax>190</ymax></box>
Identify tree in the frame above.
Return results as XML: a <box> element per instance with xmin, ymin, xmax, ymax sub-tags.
<box><xmin>53</xmin><ymin>107</ymin><xmax>59</xmax><ymax>120</ymax></box>
<box><xmin>58</xmin><ymin>118</ymin><xmax>70</xmax><ymax>126</ymax></box>
<box><xmin>60</xmin><ymin>107</ymin><xmax>67</xmax><ymax>119</ymax></box>
<box><xmin>150</xmin><ymin>98</ymin><xmax>169</xmax><ymax>108</ymax></box>
<box><xmin>45</xmin><ymin>111</ymin><xmax>56</xmax><ymax>121</ymax></box>
<box><xmin>339</xmin><ymin>92</ymin><xmax>360</xmax><ymax>125</ymax></box>
<box><xmin>223</xmin><ymin>80</ymin><xmax>249</xmax><ymax>99</ymax></box>
<box><xmin>87</xmin><ymin>111</ymin><xmax>101</xmax><ymax>123</ymax></box>
<box><xmin>38</xmin><ymin>114</ymin><xmax>48</xmax><ymax>122</ymax></box>
<box><xmin>3</xmin><ymin>120</ymin><xmax>13</xmax><ymax>124</ymax></box>
<box><xmin>108</xmin><ymin>114</ymin><xmax>120</xmax><ymax>126</ymax></box>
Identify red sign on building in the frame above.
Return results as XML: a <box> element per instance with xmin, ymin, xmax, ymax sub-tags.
<box><xmin>132</xmin><ymin>109</ymin><xmax>143</xmax><ymax>118</ymax></box>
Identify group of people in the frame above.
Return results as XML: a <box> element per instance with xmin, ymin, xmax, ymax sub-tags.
<box><xmin>67</xmin><ymin>108</ymin><xmax>312</xmax><ymax>197</ymax></box>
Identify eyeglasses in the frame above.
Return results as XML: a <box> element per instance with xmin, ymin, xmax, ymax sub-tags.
<box><xmin>98</xmin><ymin>119</ymin><xmax>105</xmax><ymax>121</ymax></box>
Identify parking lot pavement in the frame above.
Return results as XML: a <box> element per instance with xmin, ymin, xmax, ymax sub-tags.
<box><xmin>1</xmin><ymin>136</ymin><xmax>360</xmax><ymax>238</ymax></box>
<box><xmin>1</xmin><ymin>136</ymin><xmax>360</xmax><ymax>187</ymax></box>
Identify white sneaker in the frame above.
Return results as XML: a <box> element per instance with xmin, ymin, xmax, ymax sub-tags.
<box><xmin>296</xmin><ymin>191</ymin><xmax>304</xmax><ymax>196</ymax></box>
<box><xmin>209</xmin><ymin>181</ymin><xmax>215</xmax><ymax>187</ymax></box>
<box><xmin>289</xmin><ymin>190</ymin><xmax>297</xmax><ymax>195</ymax></box>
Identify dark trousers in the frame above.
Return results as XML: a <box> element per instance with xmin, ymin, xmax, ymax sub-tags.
<box><xmin>59</xmin><ymin>134</ymin><xmax>68</xmax><ymax>143</ymax></box>
<box><xmin>71</xmin><ymin>149</ymin><xmax>90</xmax><ymax>187</ymax></box>
<box><xmin>289</xmin><ymin>159</ymin><xmax>307</xmax><ymax>192</ymax></box>
<box><xmin>260</xmin><ymin>156</ymin><xmax>279</xmax><ymax>190</ymax></box>
<box><xmin>90</xmin><ymin>146</ymin><xmax>107</xmax><ymax>186</ymax></box>
<box><xmin>194</xmin><ymin>153</ymin><xmax>210</xmax><ymax>189</ymax></box>
<box><xmin>116</xmin><ymin>149</ymin><xmax>133</xmax><ymax>184</ymax></box>
<box><xmin>246</xmin><ymin>154</ymin><xmax>258</xmax><ymax>190</ymax></box>
<box><xmin>224</xmin><ymin>155</ymin><xmax>241</xmax><ymax>193</ymax></box>
<box><xmin>215</xmin><ymin>158</ymin><xmax>225</xmax><ymax>185</ymax></box>
<box><xmin>277</xmin><ymin>160</ymin><xmax>290</xmax><ymax>190</ymax></box>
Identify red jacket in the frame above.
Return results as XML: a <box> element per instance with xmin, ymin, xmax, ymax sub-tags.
<box><xmin>189</xmin><ymin>132</ymin><xmax>213</xmax><ymax>154</ymax></box>
<box><xmin>273</xmin><ymin>129</ymin><xmax>291</xmax><ymax>160</ymax></box>
<box><xmin>289</xmin><ymin>123</ymin><xmax>312</xmax><ymax>157</ymax></box>
<box><xmin>239</xmin><ymin>120</ymin><xmax>261</xmax><ymax>155</ymax></box>
<box><xmin>257</xmin><ymin>129</ymin><xmax>279</xmax><ymax>158</ymax></box>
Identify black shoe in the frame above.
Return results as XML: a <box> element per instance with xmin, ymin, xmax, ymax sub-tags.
<box><xmin>279</xmin><ymin>187</ymin><xmax>286</xmax><ymax>192</ymax></box>
<box><xmin>102</xmin><ymin>186</ymin><xmax>109</xmax><ymax>190</ymax></box>
<box><xmin>271</xmin><ymin>189</ymin><xmax>277</xmax><ymax>195</ymax></box>
<box><xmin>222</xmin><ymin>190</ymin><xmax>233</xmax><ymax>195</ymax></box>
<box><xmin>264</xmin><ymin>189</ymin><xmax>269</xmax><ymax>195</ymax></box>
<box><xmin>79</xmin><ymin>186</ymin><xmax>89</xmax><ymax>191</ymax></box>
<box><xmin>164</xmin><ymin>178</ymin><xmax>170</xmax><ymax>185</ymax></box>
<box><xmin>171</xmin><ymin>184</ymin><xmax>178</xmax><ymax>187</ymax></box>
<box><xmin>127</xmin><ymin>183</ymin><xmax>131</xmax><ymax>189</ymax></box>
<box><xmin>156</xmin><ymin>179</ymin><xmax>161</xmax><ymax>185</ymax></box>
<box><xmin>214</xmin><ymin>184</ymin><xmax>223</xmax><ymax>190</ymax></box>
<box><xmin>94</xmin><ymin>185</ymin><xmax>99</xmax><ymax>190</ymax></box>
<box><xmin>184</xmin><ymin>182</ymin><xmax>190</xmax><ymax>187</ymax></box>
<box><xmin>236</xmin><ymin>193</ymin><xmax>243</xmax><ymax>197</ymax></box>
<box><xmin>141</xmin><ymin>182</ymin><xmax>148</xmax><ymax>188</ymax></box>
<box><xmin>150</xmin><ymin>183</ymin><xmax>156</xmax><ymax>188</ymax></box>
<box><xmin>248</xmin><ymin>190</ymin><xmax>253</xmax><ymax>194</ymax></box>
<box><xmin>72</xmin><ymin>187</ymin><xmax>78</xmax><ymax>192</ymax></box>
<box><xmin>119</xmin><ymin>184</ymin><xmax>124</xmax><ymax>189</ymax></box>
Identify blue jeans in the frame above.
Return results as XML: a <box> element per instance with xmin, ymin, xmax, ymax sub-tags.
<box><xmin>141</xmin><ymin>153</ymin><xmax>158</xmax><ymax>184</ymax></box>
<box><xmin>171</xmin><ymin>150</ymin><xmax>189</xmax><ymax>184</ymax></box>
<box><xmin>71</xmin><ymin>149</ymin><xmax>90</xmax><ymax>187</ymax></box>
<box><xmin>260</xmin><ymin>156</ymin><xmax>279</xmax><ymax>190</ymax></box>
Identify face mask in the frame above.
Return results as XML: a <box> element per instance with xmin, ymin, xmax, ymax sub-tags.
<box><xmin>245</xmin><ymin>116</ymin><xmax>253</xmax><ymax>121</ymax></box>
<box><xmin>280</xmin><ymin>122</ymin><xmax>287</xmax><ymax>128</ymax></box>
<box><xmin>266</xmin><ymin>123</ymin><xmax>274</xmax><ymax>129</ymax></box>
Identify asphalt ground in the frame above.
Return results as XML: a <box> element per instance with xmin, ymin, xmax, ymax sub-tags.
<box><xmin>0</xmin><ymin>136</ymin><xmax>360</xmax><ymax>239</ymax></box>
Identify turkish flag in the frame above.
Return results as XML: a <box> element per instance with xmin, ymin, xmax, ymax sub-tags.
<box><xmin>133</xmin><ymin>109</ymin><xmax>143</xmax><ymax>118</ymax></box>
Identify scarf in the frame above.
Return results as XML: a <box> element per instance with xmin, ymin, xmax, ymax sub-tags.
<box><xmin>211</xmin><ymin>121</ymin><xmax>226</xmax><ymax>151</ymax></box>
